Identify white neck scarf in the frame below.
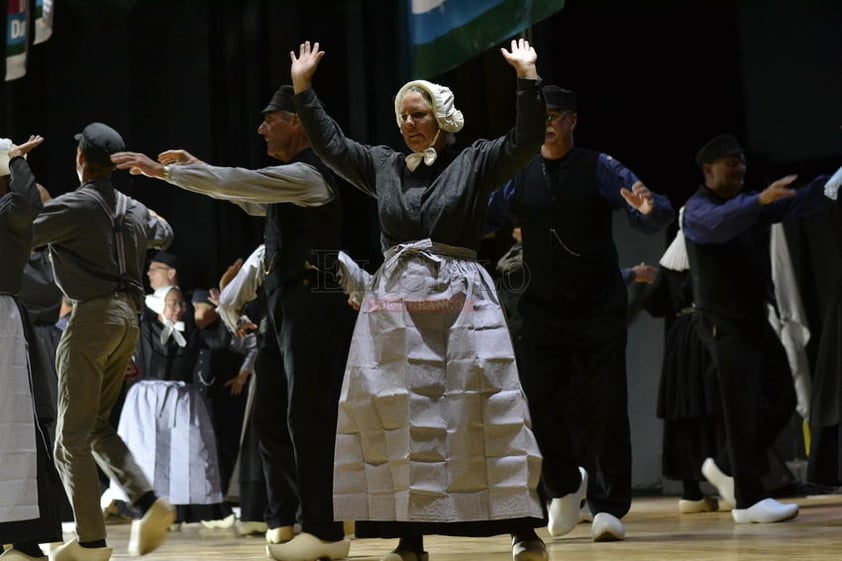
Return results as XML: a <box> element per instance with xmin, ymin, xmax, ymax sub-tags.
<box><xmin>405</xmin><ymin>129</ymin><xmax>441</xmax><ymax>172</ymax></box>
<box><xmin>405</xmin><ymin>147</ymin><xmax>438</xmax><ymax>172</ymax></box>
<box><xmin>160</xmin><ymin>318</ymin><xmax>186</xmax><ymax>347</ymax></box>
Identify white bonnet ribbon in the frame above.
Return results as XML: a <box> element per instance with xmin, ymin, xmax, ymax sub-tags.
<box><xmin>405</xmin><ymin>147</ymin><xmax>438</xmax><ymax>172</ymax></box>
<box><xmin>405</xmin><ymin>129</ymin><xmax>441</xmax><ymax>172</ymax></box>
<box><xmin>160</xmin><ymin>319</ymin><xmax>186</xmax><ymax>347</ymax></box>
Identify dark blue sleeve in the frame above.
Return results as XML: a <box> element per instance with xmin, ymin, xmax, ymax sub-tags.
<box><xmin>596</xmin><ymin>153</ymin><xmax>674</xmax><ymax>233</ymax></box>
<box><xmin>621</xmin><ymin>267</ymin><xmax>634</xmax><ymax>286</ymax></box>
<box><xmin>683</xmin><ymin>191</ymin><xmax>763</xmax><ymax>244</ymax></box>
<box><xmin>684</xmin><ymin>176</ymin><xmax>831</xmax><ymax>244</ymax></box>
<box><xmin>486</xmin><ymin>179</ymin><xmax>517</xmax><ymax>233</ymax></box>
<box><xmin>759</xmin><ymin>175</ymin><xmax>830</xmax><ymax>223</ymax></box>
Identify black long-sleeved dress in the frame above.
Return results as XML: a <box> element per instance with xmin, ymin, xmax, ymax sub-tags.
<box><xmin>295</xmin><ymin>80</ymin><xmax>547</xmax><ymax>536</ymax></box>
<box><xmin>0</xmin><ymin>157</ymin><xmax>62</xmax><ymax>544</ymax></box>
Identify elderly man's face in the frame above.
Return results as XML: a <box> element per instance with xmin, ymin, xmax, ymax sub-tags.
<box><xmin>398</xmin><ymin>92</ymin><xmax>439</xmax><ymax>153</ymax></box>
<box><xmin>147</xmin><ymin>260</ymin><xmax>176</xmax><ymax>290</ymax></box>
<box><xmin>543</xmin><ymin>110</ymin><xmax>576</xmax><ymax>148</ymax></box>
<box><xmin>257</xmin><ymin>110</ymin><xmax>298</xmax><ymax>162</ymax></box>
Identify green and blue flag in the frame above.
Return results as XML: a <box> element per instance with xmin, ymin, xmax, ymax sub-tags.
<box><xmin>408</xmin><ymin>0</ymin><xmax>565</xmax><ymax>78</ymax></box>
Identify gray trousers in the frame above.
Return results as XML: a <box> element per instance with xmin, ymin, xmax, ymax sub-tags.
<box><xmin>53</xmin><ymin>293</ymin><xmax>152</xmax><ymax>542</ymax></box>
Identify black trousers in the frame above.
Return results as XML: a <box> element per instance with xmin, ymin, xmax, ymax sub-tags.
<box><xmin>697</xmin><ymin>314</ymin><xmax>796</xmax><ymax>507</ymax></box>
<box><xmin>518</xmin><ymin>286</ymin><xmax>632</xmax><ymax>519</ymax></box>
<box><xmin>252</xmin><ymin>323</ymin><xmax>300</xmax><ymax>529</ymax></box>
<box><xmin>199</xmin><ymin>345</ymin><xmax>249</xmax><ymax>497</ymax></box>
<box><xmin>253</xmin><ymin>275</ymin><xmax>355</xmax><ymax>541</ymax></box>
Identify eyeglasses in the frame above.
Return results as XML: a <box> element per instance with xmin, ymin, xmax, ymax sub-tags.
<box><xmin>545</xmin><ymin>112</ymin><xmax>569</xmax><ymax>124</ymax></box>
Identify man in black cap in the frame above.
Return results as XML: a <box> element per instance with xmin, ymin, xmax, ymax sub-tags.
<box><xmin>74</xmin><ymin>123</ymin><xmax>127</xmax><ymax>168</ymax></box>
<box><xmin>683</xmin><ymin>133</ymin><xmax>833</xmax><ymax>524</ymax></box>
<box><xmin>110</xmin><ymin>84</ymin><xmax>357</xmax><ymax>561</ymax></box>
<box><xmin>32</xmin><ymin>122</ymin><xmax>177</xmax><ymax>560</ymax></box>
<box><xmin>141</xmin><ymin>248</ymin><xmax>196</xmax><ymax>330</ymax></box>
<box><xmin>146</xmin><ymin>250</ymin><xmax>180</xmax><ymax>292</ymax></box>
<box><xmin>487</xmin><ymin>85</ymin><xmax>675</xmax><ymax>542</ymax></box>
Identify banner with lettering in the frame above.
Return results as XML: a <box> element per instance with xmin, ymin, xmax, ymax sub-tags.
<box><xmin>408</xmin><ymin>0</ymin><xmax>565</xmax><ymax>78</ymax></box>
<box><xmin>5</xmin><ymin>0</ymin><xmax>29</xmax><ymax>81</ymax></box>
<box><xmin>34</xmin><ymin>0</ymin><xmax>54</xmax><ymax>45</ymax></box>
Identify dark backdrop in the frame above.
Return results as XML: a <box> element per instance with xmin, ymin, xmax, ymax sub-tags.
<box><xmin>2</xmin><ymin>0</ymin><xmax>840</xmax><ymax>330</ymax></box>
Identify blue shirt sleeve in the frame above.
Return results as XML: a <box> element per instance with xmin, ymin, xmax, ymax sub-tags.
<box><xmin>683</xmin><ymin>191</ymin><xmax>762</xmax><ymax>244</ymax></box>
<box><xmin>621</xmin><ymin>267</ymin><xmax>635</xmax><ymax>286</ymax></box>
<box><xmin>760</xmin><ymin>174</ymin><xmax>830</xmax><ymax>223</ymax></box>
<box><xmin>596</xmin><ymin>153</ymin><xmax>674</xmax><ymax>233</ymax></box>
<box><xmin>486</xmin><ymin>179</ymin><xmax>516</xmax><ymax>233</ymax></box>
<box><xmin>684</xmin><ymin>175</ymin><xmax>830</xmax><ymax>244</ymax></box>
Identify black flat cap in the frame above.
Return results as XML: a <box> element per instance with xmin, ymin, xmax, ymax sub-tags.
<box><xmin>150</xmin><ymin>250</ymin><xmax>178</xmax><ymax>269</ymax></box>
<box><xmin>695</xmin><ymin>134</ymin><xmax>744</xmax><ymax>166</ymax></box>
<box><xmin>191</xmin><ymin>289</ymin><xmax>212</xmax><ymax>306</ymax></box>
<box><xmin>543</xmin><ymin>85</ymin><xmax>577</xmax><ymax>112</ymax></box>
<box><xmin>74</xmin><ymin>122</ymin><xmax>125</xmax><ymax>167</ymax></box>
<box><xmin>262</xmin><ymin>85</ymin><xmax>296</xmax><ymax>114</ymax></box>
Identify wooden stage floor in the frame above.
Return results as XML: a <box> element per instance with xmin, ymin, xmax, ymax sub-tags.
<box><xmin>52</xmin><ymin>493</ymin><xmax>842</xmax><ymax>561</ymax></box>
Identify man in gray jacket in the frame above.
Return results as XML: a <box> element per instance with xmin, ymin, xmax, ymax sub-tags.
<box><xmin>32</xmin><ymin>122</ymin><xmax>175</xmax><ymax>561</ymax></box>
<box><xmin>110</xmin><ymin>85</ymin><xmax>357</xmax><ymax>561</ymax></box>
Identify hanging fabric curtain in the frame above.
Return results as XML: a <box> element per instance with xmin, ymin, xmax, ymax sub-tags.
<box><xmin>408</xmin><ymin>0</ymin><xmax>565</xmax><ymax>78</ymax></box>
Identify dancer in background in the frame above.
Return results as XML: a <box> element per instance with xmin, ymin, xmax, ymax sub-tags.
<box><xmin>640</xmin><ymin>216</ymin><xmax>724</xmax><ymax>514</ymax></box>
<box><xmin>683</xmin><ymin>133</ymin><xmax>833</xmax><ymax>523</ymax></box>
<box><xmin>487</xmin><ymin>85</ymin><xmax>674</xmax><ymax>542</ymax></box>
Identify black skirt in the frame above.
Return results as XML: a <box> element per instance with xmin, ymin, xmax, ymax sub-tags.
<box><xmin>808</xmin><ymin>425</ymin><xmax>842</xmax><ymax>485</ymax></box>
<box><xmin>811</xmin><ymin>280</ymin><xmax>842</xmax><ymax>428</ymax></box>
<box><xmin>656</xmin><ymin>313</ymin><xmax>720</xmax><ymax>420</ymax></box>
<box><xmin>656</xmin><ymin>312</ymin><xmax>724</xmax><ymax>480</ymax></box>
